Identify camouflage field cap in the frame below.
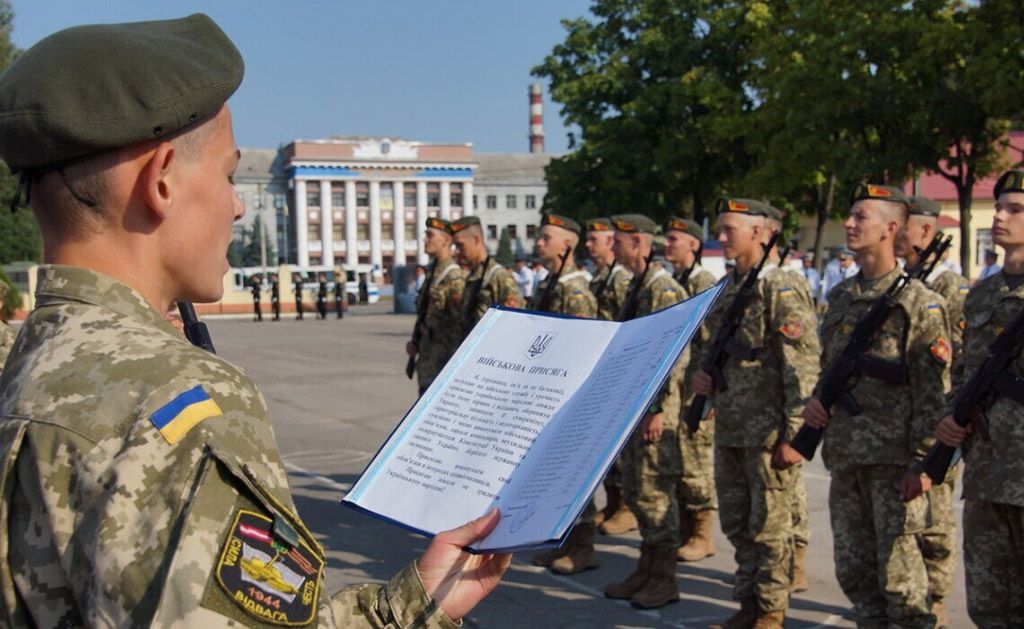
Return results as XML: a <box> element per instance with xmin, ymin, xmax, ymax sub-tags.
<box><xmin>540</xmin><ymin>213</ymin><xmax>581</xmax><ymax>235</ymax></box>
<box><xmin>909</xmin><ymin>196</ymin><xmax>941</xmax><ymax>217</ymax></box>
<box><xmin>447</xmin><ymin>215</ymin><xmax>481</xmax><ymax>235</ymax></box>
<box><xmin>715</xmin><ymin>197</ymin><xmax>774</xmax><ymax>217</ymax></box>
<box><xmin>425</xmin><ymin>216</ymin><xmax>451</xmax><ymax>232</ymax></box>
<box><xmin>662</xmin><ymin>216</ymin><xmax>703</xmax><ymax>241</ymax></box>
<box><xmin>610</xmin><ymin>214</ymin><xmax>658</xmax><ymax>234</ymax></box>
<box><xmin>0</xmin><ymin>14</ymin><xmax>244</xmax><ymax>172</ymax></box>
<box><xmin>994</xmin><ymin>169</ymin><xmax>1024</xmax><ymax>199</ymax></box>
<box><xmin>586</xmin><ymin>217</ymin><xmax>614</xmax><ymax>232</ymax></box>
<box><xmin>849</xmin><ymin>183</ymin><xmax>909</xmax><ymax>207</ymax></box>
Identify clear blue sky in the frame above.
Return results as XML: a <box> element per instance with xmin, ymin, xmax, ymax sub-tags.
<box><xmin>9</xmin><ymin>1</ymin><xmax>592</xmax><ymax>154</ymax></box>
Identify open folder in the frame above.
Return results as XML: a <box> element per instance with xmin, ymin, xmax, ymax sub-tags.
<box><xmin>343</xmin><ymin>280</ymin><xmax>725</xmax><ymax>553</ymax></box>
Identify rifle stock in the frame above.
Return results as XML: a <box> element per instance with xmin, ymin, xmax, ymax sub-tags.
<box><xmin>178</xmin><ymin>302</ymin><xmax>216</xmax><ymax>354</ymax></box>
<box><xmin>617</xmin><ymin>249</ymin><xmax>655</xmax><ymax>323</ymax></box>
<box><xmin>533</xmin><ymin>244</ymin><xmax>572</xmax><ymax>311</ymax></box>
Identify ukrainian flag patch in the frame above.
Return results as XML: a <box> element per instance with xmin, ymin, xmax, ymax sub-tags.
<box><xmin>150</xmin><ymin>385</ymin><xmax>222</xmax><ymax>445</ymax></box>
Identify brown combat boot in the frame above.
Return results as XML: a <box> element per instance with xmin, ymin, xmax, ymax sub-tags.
<box><xmin>630</xmin><ymin>545</ymin><xmax>680</xmax><ymax>609</ymax></box>
<box><xmin>752</xmin><ymin>609</ymin><xmax>785</xmax><ymax>629</ymax></box>
<box><xmin>550</xmin><ymin>525</ymin><xmax>599</xmax><ymax>574</ymax></box>
<box><xmin>531</xmin><ymin>546</ymin><xmax>567</xmax><ymax>567</ymax></box>
<box><xmin>604</xmin><ymin>544</ymin><xmax>652</xmax><ymax>599</ymax></box>
<box><xmin>708</xmin><ymin>596</ymin><xmax>758</xmax><ymax>629</ymax></box>
<box><xmin>675</xmin><ymin>509</ymin><xmax>693</xmax><ymax>560</ymax></box>
<box><xmin>599</xmin><ymin>504</ymin><xmax>639</xmax><ymax>535</ymax></box>
<box><xmin>677</xmin><ymin>509</ymin><xmax>716</xmax><ymax>562</ymax></box>
<box><xmin>595</xmin><ymin>483</ymin><xmax>623</xmax><ymax>527</ymax></box>
<box><xmin>790</xmin><ymin>544</ymin><xmax>808</xmax><ymax>592</ymax></box>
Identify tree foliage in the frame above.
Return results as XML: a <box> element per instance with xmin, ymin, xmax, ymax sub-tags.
<box><xmin>495</xmin><ymin>227</ymin><xmax>514</xmax><ymax>266</ymax></box>
<box><xmin>231</xmin><ymin>214</ymin><xmax>276</xmax><ymax>268</ymax></box>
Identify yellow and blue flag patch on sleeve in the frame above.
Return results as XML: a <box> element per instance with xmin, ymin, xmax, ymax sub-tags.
<box><xmin>150</xmin><ymin>385</ymin><xmax>223</xmax><ymax>445</ymax></box>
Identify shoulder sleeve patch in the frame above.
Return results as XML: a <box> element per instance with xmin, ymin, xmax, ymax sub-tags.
<box><xmin>959</xmin><ymin>285</ymin><xmax>969</xmax><ymax>295</ymax></box>
<box><xmin>779</xmin><ymin>315</ymin><xmax>804</xmax><ymax>340</ymax></box>
<box><xmin>777</xmin><ymin>286</ymin><xmax>794</xmax><ymax>297</ymax></box>
<box><xmin>150</xmin><ymin>385</ymin><xmax>222</xmax><ymax>445</ymax></box>
<box><xmin>926</xmin><ymin>303</ymin><xmax>942</xmax><ymax>314</ymax></box>
<box><xmin>930</xmin><ymin>338</ymin><xmax>952</xmax><ymax>364</ymax></box>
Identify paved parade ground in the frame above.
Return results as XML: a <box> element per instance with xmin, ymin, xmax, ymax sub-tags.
<box><xmin>206</xmin><ymin>304</ymin><xmax>969</xmax><ymax>628</ymax></box>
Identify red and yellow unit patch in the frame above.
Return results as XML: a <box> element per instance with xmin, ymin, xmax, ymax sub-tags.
<box><xmin>587</xmin><ymin>219</ymin><xmax>612</xmax><ymax>232</ymax></box>
<box><xmin>447</xmin><ymin>222</ymin><xmax>470</xmax><ymax>234</ymax></box>
<box><xmin>866</xmin><ymin>184</ymin><xmax>892</xmax><ymax>198</ymax></box>
<box><xmin>544</xmin><ymin>214</ymin><xmax>566</xmax><ymax>227</ymax></box>
<box><xmin>425</xmin><ymin>217</ymin><xmax>448</xmax><ymax>231</ymax></box>
<box><xmin>611</xmin><ymin>218</ymin><xmax>638</xmax><ymax>232</ymax></box>
<box><xmin>779</xmin><ymin>315</ymin><xmax>804</xmax><ymax>340</ymax></box>
<box><xmin>150</xmin><ymin>385</ymin><xmax>222</xmax><ymax>445</ymax></box>
<box><xmin>216</xmin><ymin>510</ymin><xmax>323</xmax><ymax>626</ymax></box>
<box><xmin>726</xmin><ymin>199</ymin><xmax>750</xmax><ymax>212</ymax></box>
<box><xmin>930</xmin><ymin>337</ymin><xmax>952</xmax><ymax>364</ymax></box>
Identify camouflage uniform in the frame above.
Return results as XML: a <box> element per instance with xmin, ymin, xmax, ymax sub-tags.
<box><xmin>414</xmin><ymin>256</ymin><xmax>466</xmax><ymax>393</ymax></box>
<box><xmin>820</xmin><ymin>267</ymin><xmax>950</xmax><ymax>628</ymax></box>
<box><xmin>0</xmin><ymin>265</ymin><xmax>458</xmax><ymax>628</ymax></box>
<box><xmin>0</xmin><ymin>322</ymin><xmax>14</xmax><ymax>377</ymax></box>
<box><xmin>590</xmin><ymin>262</ymin><xmax>633</xmax><ymax>322</ymax></box>
<box><xmin>461</xmin><ymin>257</ymin><xmax>523</xmax><ymax>336</ymax></box>
<box><xmin>956</xmin><ymin>273</ymin><xmax>1024</xmax><ymax>626</ymax></box>
<box><xmin>918</xmin><ymin>265</ymin><xmax>969</xmax><ymax>609</ymax></box>
<box><xmin>532</xmin><ymin>264</ymin><xmax>597</xmax><ymax>317</ymax></box>
<box><xmin>703</xmin><ymin>264</ymin><xmax>819</xmax><ymax>613</ymax></box>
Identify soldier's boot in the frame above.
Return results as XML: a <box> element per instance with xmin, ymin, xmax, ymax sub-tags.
<box><xmin>629</xmin><ymin>546</ymin><xmax>680</xmax><ymax>609</ymax></box>
<box><xmin>932</xmin><ymin>597</ymin><xmax>948</xmax><ymax>628</ymax></box>
<box><xmin>752</xmin><ymin>609</ymin><xmax>785</xmax><ymax>629</ymax></box>
<box><xmin>595</xmin><ymin>484</ymin><xmax>623</xmax><ymax>527</ymax></box>
<box><xmin>677</xmin><ymin>509</ymin><xmax>716</xmax><ymax>562</ymax></box>
<box><xmin>790</xmin><ymin>544</ymin><xmax>808</xmax><ymax>592</ymax></box>
<box><xmin>550</xmin><ymin>525</ymin><xmax>599</xmax><ymax>575</ymax></box>
<box><xmin>531</xmin><ymin>546</ymin><xmax>567</xmax><ymax>568</ymax></box>
<box><xmin>599</xmin><ymin>503</ymin><xmax>639</xmax><ymax>535</ymax></box>
<box><xmin>708</xmin><ymin>596</ymin><xmax>758</xmax><ymax>629</ymax></box>
<box><xmin>604</xmin><ymin>544</ymin><xmax>652</xmax><ymax>599</ymax></box>
<box><xmin>675</xmin><ymin>509</ymin><xmax>693</xmax><ymax>561</ymax></box>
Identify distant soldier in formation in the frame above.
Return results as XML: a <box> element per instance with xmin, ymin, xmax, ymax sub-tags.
<box><xmin>802</xmin><ymin>184</ymin><xmax>950</xmax><ymax>628</ymax></box>
<box><xmin>269</xmin><ymin>272</ymin><xmax>280</xmax><ymax>321</ymax></box>
<box><xmin>936</xmin><ymin>169</ymin><xmax>1024</xmax><ymax>627</ymax></box>
<box><xmin>527</xmin><ymin>214</ymin><xmax>599</xmax><ymax>576</ymax></box>
<box><xmin>250</xmin><ymin>274</ymin><xmax>263</xmax><ymax>322</ymax></box>
<box><xmin>603</xmin><ymin>214</ymin><xmax>689</xmax><ymax>609</ymax></box>
<box><xmin>661</xmin><ymin>216</ymin><xmax>718</xmax><ymax>564</ymax></box>
<box><xmin>0</xmin><ymin>282</ymin><xmax>14</xmax><ymax>377</ymax></box>
<box><xmin>583</xmin><ymin>217</ymin><xmax>638</xmax><ymax>535</ymax></box>
<box><xmin>316</xmin><ymin>273</ymin><xmax>329</xmax><ymax>320</ymax></box>
<box><xmin>897</xmin><ymin>195</ymin><xmax>969</xmax><ymax>625</ymax></box>
<box><xmin>449</xmin><ymin>216</ymin><xmax>523</xmax><ymax>338</ymax></box>
<box><xmin>293</xmin><ymin>273</ymin><xmax>304</xmax><ymax>320</ymax></box>
<box><xmin>407</xmin><ymin>217</ymin><xmax>466</xmax><ymax>394</ymax></box>
<box><xmin>333</xmin><ymin>266</ymin><xmax>345</xmax><ymax>319</ymax></box>
<box><xmin>693</xmin><ymin>198</ymin><xmax>820</xmax><ymax>628</ymax></box>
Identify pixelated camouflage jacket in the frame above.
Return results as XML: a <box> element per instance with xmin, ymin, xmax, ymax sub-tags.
<box><xmin>462</xmin><ymin>257</ymin><xmax>523</xmax><ymax>332</ymax></box>
<box><xmin>925</xmin><ymin>266</ymin><xmax>969</xmax><ymax>386</ymax></box>
<box><xmin>0</xmin><ymin>322</ymin><xmax>14</xmax><ymax>377</ymax></box>
<box><xmin>0</xmin><ymin>265</ymin><xmax>457</xmax><ymax>629</ymax></box>
<box><xmin>630</xmin><ymin>262</ymin><xmax>688</xmax><ymax>413</ymax></box>
<box><xmin>532</xmin><ymin>262</ymin><xmax>597</xmax><ymax>318</ymax></box>
<box><xmin>819</xmin><ymin>266</ymin><xmax>951</xmax><ymax>474</ymax></box>
<box><xmin>956</xmin><ymin>273</ymin><xmax>1024</xmax><ymax>507</ymax></box>
<box><xmin>590</xmin><ymin>262</ymin><xmax>633</xmax><ymax>321</ymax></box>
<box><xmin>673</xmin><ymin>266</ymin><xmax>718</xmax><ymax>412</ymax></box>
<box><xmin>416</xmin><ymin>256</ymin><xmax>466</xmax><ymax>384</ymax></box>
<box><xmin>701</xmin><ymin>264</ymin><xmax>821</xmax><ymax>448</ymax></box>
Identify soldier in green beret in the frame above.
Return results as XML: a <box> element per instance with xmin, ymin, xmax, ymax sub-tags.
<box><xmin>449</xmin><ymin>215</ymin><xmax>524</xmax><ymax>337</ymax></box>
<box><xmin>0</xmin><ymin>15</ymin><xmax>509</xmax><ymax>627</ymax></box>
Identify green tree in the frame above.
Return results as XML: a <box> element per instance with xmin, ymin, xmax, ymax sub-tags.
<box><xmin>0</xmin><ymin>266</ymin><xmax>20</xmax><ymax>321</ymax></box>
<box><xmin>495</xmin><ymin>227</ymin><xmax>514</xmax><ymax>266</ymax></box>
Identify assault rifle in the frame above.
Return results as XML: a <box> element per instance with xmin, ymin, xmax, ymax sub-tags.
<box><xmin>908</xmin><ymin>233</ymin><xmax>953</xmax><ymax>283</ymax></box>
<box><xmin>406</xmin><ymin>265</ymin><xmax>434</xmax><ymax>379</ymax></box>
<box><xmin>178</xmin><ymin>302</ymin><xmax>216</xmax><ymax>354</ymax></box>
<box><xmin>922</xmin><ymin>305</ymin><xmax>1024</xmax><ymax>484</ymax></box>
<box><xmin>531</xmin><ymin>244</ymin><xmax>572</xmax><ymax>311</ymax></box>
<box><xmin>617</xmin><ymin>249</ymin><xmax>656</xmax><ymax>322</ymax></box>
<box><xmin>683</xmin><ymin>233</ymin><xmax>780</xmax><ymax>433</ymax></box>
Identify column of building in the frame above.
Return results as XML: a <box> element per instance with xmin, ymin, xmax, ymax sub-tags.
<box><xmin>319</xmin><ymin>180</ymin><xmax>334</xmax><ymax>267</ymax></box>
<box><xmin>369</xmin><ymin>181</ymin><xmax>383</xmax><ymax>279</ymax></box>
<box><xmin>464</xmin><ymin>181</ymin><xmax>474</xmax><ymax>216</ymax></box>
<box><xmin>345</xmin><ymin>180</ymin><xmax>358</xmax><ymax>268</ymax></box>
<box><xmin>440</xmin><ymin>181</ymin><xmax>451</xmax><ymax>221</ymax></box>
<box><xmin>393</xmin><ymin>180</ymin><xmax>406</xmax><ymax>268</ymax></box>
<box><xmin>296</xmin><ymin>179</ymin><xmax>309</xmax><ymax>267</ymax></box>
<box><xmin>416</xmin><ymin>180</ymin><xmax>428</xmax><ymax>265</ymax></box>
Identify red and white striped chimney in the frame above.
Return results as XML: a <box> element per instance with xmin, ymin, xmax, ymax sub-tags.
<box><xmin>529</xmin><ymin>83</ymin><xmax>544</xmax><ymax>154</ymax></box>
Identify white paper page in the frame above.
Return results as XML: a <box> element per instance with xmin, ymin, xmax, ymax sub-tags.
<box><xmin>477</xmin><ymin>284</ymin><xmax>723</xmax><ymax>550</ymax></box>
<box><xmin>345</xmin><ymin>307</ymin><xmax>620</xmax><ymax>535</ymax></box>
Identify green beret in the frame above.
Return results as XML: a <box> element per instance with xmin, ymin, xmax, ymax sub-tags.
<box><xmin>425</xmin><ymin>216</ymin><xmax>451</xmax><ymax>231</ymax></box>
<box><xmin>586</xmin><ymin>217</ymin><xmax>614</xmax><ymax>232</ymax></box>
<box><xmin>0</xmin><ymin>14</ymin><xmax>244</xmax><ymax>172</ymax></box>
<box><xmin>448</xmin><ymin>215</ymin><xmax>481</xmax><ymax>235</ymax></box>
<box><xmin>714</xmin><ymin>197</ymin><xmax>773</xmax><ymax>217</ymax></box>
<box><xmin>849</xmin><ymin>183</ymin><xmax>909</xmax><ymax>207</ymax></box>
<box><xmin>540</xmin><ymin>213</ymin><xmax>581</xmax><ymax>235</ymax></box>
<box><xmin>909</xmin><ymin>196</ymin><xmax>941</xmax><ymax>217</ymax></box>
<box><xmin>994</xmin><ymin>170</ymin><xmax>1024</xmax><ymax>199</ymax></box>
<box><xmin>610</xmin><ymin>214</ymin><xmax>658</xmax><ymax>234</ymax></box>
<box><xmin>662</xmin><ymin>216</ymin><xmax>703</xmax><ymax>241</ymax></box>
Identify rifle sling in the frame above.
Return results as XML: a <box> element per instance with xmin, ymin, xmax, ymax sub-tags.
<box><xmin>856</xmin><ymin>354</ymin><xmax>909</xmax><ymax>385</ymax></box>
<box><xmin>992</xmin><ymin>371</ymin><xmax>1024</xmax><ymax>406</ymax></box>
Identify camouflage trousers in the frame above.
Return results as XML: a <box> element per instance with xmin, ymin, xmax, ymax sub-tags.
<box><xmin>919</xmin><ymin>472</ymin><xmax>957</xmax><ymax>601</ymax></box>
<box><xmin>962</xmin><ymin>499</ymin><xmax>1024</xmax><ymax>628</ymax></box>
<box><xmin>715</xmin><ymin>445</ymin><xmax>797</xmax><ymax>612</ymax></box>
<box><xmin>415</xmin><ymin>340</ymin><xmax>455</xmax><ymax>394</ymax></box>
<box><xmin>622</xmin><ymin>425</ymin><xmax>682</xmax><ymax>549</ymax></box>
<box><xmin>678</xmin><ymin>415</ymin><xmax>717</xmax><ymax>513</ymax></box>
<box><xmin>829</xmin><ymin>465</ymin><xmax>932</xmax><ymax>628</ymax></box>
<box><xmin>791</xmin><ymin>476</ymin><xmax>809</xmax><ymax>548</ymax></box>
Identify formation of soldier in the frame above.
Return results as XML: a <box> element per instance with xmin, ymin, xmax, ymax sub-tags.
<box><xmin>248</xmin><ymin>270</ymin><xmax>345</xmax><ymax>322</ymax></box>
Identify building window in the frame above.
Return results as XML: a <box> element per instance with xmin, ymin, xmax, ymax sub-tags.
<box><xmin>525</xmin><ymin>195</ymin><xmax>536</xmax><ymax>209</ymax></box>
<box><xmin>332</xmin><ymin>224</ymin><xmax>344</xmax><ymax>242</ymax></box>
<box><xmin>405</xmin><ymin>224</ymin><xmax>416</xmax><ymax>241</ymax></box>
<box><xmin>450</xmin><ymin>183</ymin><xmax>463</xmax><ymax>208</ymax></box>
<box><xmin>507</xmin><ymin>225</ymin><xmax>518</xmax><ymax>238</ymax></box>
<box><xmin>976</xmin><ymin>228</ymin><xmax>994</xmax><ymax>268</ymax></box>
<box><xmin>404</xmin><ymin>183</ymin><xmax>417</xmax><ymax>207</ymax></box>
<box><xmin>427</xmin><ymin>183</ymin><xmax>440</xmax><ymax>207</ymax></box>
<box><xmin>487</xmin><ymin>225</ymin><xmax>498</xmax><ymax>239</ymax></box>
<box><xmin>526</xmin><ymin>224</ymin><xmax>537</xmax><ymax>239</ymax></box>
<box><xmin>307</xmin><ymin>221</ymin><xmax>318</xmax><ymax>237</ymax></box>
<box><xmin>331</xmin><ymin>183</ymin><xmax>345</xmax><ymax>208</ymax></box>
<box><xmin>356</xmin><ymin>182</ymin><xmax>369</xmax><ymax>207</ymax></box>
<box><xmin>486</xmin><ymin>195</ymin><xmax>497</xmax><ymax>209</ymax></box>
<box><xmin>306</xmin><ymin>186</ymin><xmax>320</xmax><ymax>208</ymax></box>
<box><xmin>506</xmin><ymin>195</ymin><xmax>517</xmax><ymax>209</ymax></box>
<box><xmin>380</xmin><ymin>183</ymin><xmax>394</xmax><ymax>211</ymax></box>
<box><xmin>382</xmin><ymin>223</ymin><xmax>394</xmax><ymax>241</ymax></box>
<box><xmin>357</xmin><ymin>224</ymin><xmax>370</xmax><ymax>240</ymax></box>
